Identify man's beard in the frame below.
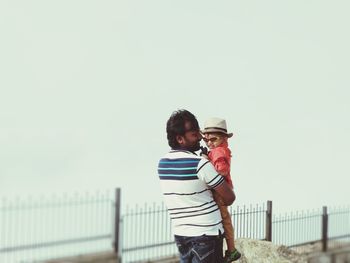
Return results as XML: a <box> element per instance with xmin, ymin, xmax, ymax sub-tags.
<box><xmin>187</xmin><ymin>141</ymin><xmax>201</xmax><ymax>152</ymax></box>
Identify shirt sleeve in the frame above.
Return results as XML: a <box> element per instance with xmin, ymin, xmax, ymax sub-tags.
<box><xmin>196</xmin><ymin>158</ymin><xmax>224</xmax><ymax>189</ymax></box>
<box><xmin>209</xmin><ymin>148</ymin><xmax>230</xmax><ymax>176</ymax></box>
<box><xmin>213</xmin><ymin>157</ymin><xmax>230</xmax><ymax>176</ymax></box>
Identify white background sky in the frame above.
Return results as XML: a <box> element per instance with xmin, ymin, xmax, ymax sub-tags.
<box><xmin>1</xmin><ymin>1</ymin><xmax>349</xmax><ymax>214</ymax></box>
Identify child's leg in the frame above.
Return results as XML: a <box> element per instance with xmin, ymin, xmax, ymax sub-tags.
<box><xmin>220</xmin><ymin>205</ymin><xmax>241</xmax><ymax>262</ymax></box>
<box><xmin>212</xmin><ymin>191</ymin><xmax>235</xmax><ymax>250</ymax></box>
<box><xmin>220</xmin><ymin>205</ymin><xmax>235</xmax><ymax>251</ymax></box>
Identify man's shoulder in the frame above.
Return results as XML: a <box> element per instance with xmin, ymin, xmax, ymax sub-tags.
<box><xmin>160</xmin><ymin>150</ymin><xmax>200</xmax><ymax>159</ymax></box>
<box><xmin>159</xmin><ymin>150</ymin><xmax>208</xmax><ymax>168</ymax></box>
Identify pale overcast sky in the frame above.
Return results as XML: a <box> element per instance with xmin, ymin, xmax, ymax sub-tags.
<box><xmin>1</xmin><ymin>1</ymin><xmax>349</xmax><ymax>213</ymax></box>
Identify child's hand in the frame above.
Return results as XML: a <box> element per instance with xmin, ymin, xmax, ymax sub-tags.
<box><xmin>200</xmin><ymin>146</ymin><xmax>209</xmax><ymax>158</ymax></box>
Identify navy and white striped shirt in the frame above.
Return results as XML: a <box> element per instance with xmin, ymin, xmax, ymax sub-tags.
<box><xmin>158</xmin><ymin>150</ymin><xmax>225</xmax><ymax>236</ymax></box>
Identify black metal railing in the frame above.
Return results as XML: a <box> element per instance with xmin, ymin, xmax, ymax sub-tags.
<box><xmin>121</xmin><ymin>202</ymin><xmax>175</xmax><ymax>263</ymax></box>
<box><xmin>0</xmin><ymin>191</ymin><xmax>114</xmax><ymax>263</ymax></box>
<box><xmin>272</xmin><ymin>205</ymin><xmax>350</xmax><ymax>254</ymax></box>
<box><xmin>120</xmin><ymin>201</ymin><xmax>270</xmax><ymax>262</ymax></box>
<box><xmin>273</xmin><ymin>209</ymin><xmax>323</xmax><ymax>250</ymax></box>
<box><xmin>327</xmin><ymin>206</ymin><xmax>350</xmax><ymax>250</ymax></box>
<box><xmin>1</xmin><ymin>188</ymin><xmax>349</xmax><ymax>263</ymax></box>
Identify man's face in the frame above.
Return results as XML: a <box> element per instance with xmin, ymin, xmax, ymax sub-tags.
<box><xmin>177</xmin><ymin>121</ymin><xmax>202</xmax><ymax>152</ymax></box>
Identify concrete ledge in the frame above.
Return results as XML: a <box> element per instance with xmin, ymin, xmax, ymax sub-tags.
<box><xmin>135</xmin><ymin>255</ymin><xmax>179</xmax><ymax>263</ymax></box>
<box><xmin>307</xmin><ymin>247</ymin><xmax>350</xmax><ymax>263</ymax></box>
<box><xmin>45</xmin><ymin>251</ymin><xmax>119</xmax><ymax>263</ymax></box>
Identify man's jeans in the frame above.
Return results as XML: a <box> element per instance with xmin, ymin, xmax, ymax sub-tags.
<box><xmin>174</xmin><ymin>233</ymin><xmax>224</xmax><ymax>263</ymax></box>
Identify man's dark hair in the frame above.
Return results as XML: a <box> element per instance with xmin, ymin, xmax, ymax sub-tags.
<box><xmin>166</xmin><ymin>109</ymin><xmax>199</xmax><ymax>149</ymax></box>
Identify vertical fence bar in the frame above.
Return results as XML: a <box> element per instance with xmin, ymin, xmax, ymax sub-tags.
<box><xmin>322</xmin><ymin>206</ymin><xmax>328</xmax><ymax>252</ymax></box>
<box><xmin>243</xmin><ymin>205</ymin><xmax>247</xmax><ymax>237</ymax></box>
<box><xmin>113</xmin><ymin>188</ymin><xmax>121</xmax><ymax>261</ymax></box>
<box><xmin>265</xmin><ymin>200</ymin><xmax>272</xmax><ymax>241</ymax></box>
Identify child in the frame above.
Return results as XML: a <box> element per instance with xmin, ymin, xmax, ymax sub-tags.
<box><xmin>200</xmin><ymin>117</ymin><xmax>241</xmax><ymax>262</ymax></box>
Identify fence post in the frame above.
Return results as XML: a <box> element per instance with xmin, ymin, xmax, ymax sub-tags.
<box><xmin>113</xmin><ymin>188</ymin><xmax>121</xmax><ymax>262</ymax></box>
<box><xmin>265</xmin><ymin>200</ymin><xmax>272</xmax><ymax>241</ymax></box>
<box><xmin>322</xmin><ymin>206</ymin><xmax>328</xmax><ymax>252</ymax></box>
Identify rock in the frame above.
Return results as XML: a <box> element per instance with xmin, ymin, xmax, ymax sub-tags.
<box><xmin>234</xmin><ymin>238</ymin><xmax>307</xmax><ymax>263</ymax></box>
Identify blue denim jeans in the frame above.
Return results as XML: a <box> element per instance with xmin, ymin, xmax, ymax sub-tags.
<box><xmin>174</xmin><ymin>233</ymin><xmax>224</xmax><ymax>263</ymax></box>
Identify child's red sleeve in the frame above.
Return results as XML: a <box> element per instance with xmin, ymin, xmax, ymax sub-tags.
<box><xmin>213</xmin><ymin>157</ymin><xmax>230</xmax><ymax>176</ymax></box>
<box><xmin>210</xmin><ymin>148</ymin><xmax>230</xmax><ymax>176</ymax></box>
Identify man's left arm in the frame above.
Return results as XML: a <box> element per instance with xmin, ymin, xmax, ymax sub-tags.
<box><xmin>197</xmin><ymin>159</ymin><xmax>235</xmax><ymax>205</ymax></box>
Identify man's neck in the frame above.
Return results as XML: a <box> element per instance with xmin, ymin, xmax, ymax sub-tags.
<box><xmin>171</xmin><ymin>147</ymin><xmax>197</xmax><ymax>154</ymax></box>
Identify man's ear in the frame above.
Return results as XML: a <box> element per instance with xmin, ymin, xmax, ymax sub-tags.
<box><xmin>176</xmin><ymin>135</ymin><xmax>184</xmax><ymax>145</ymax></box>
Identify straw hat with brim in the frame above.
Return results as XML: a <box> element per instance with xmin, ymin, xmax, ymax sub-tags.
<box><xmin>202</xmin><ymin>117</ymin><xmax>233</xmax><ymax>138</ymax></box>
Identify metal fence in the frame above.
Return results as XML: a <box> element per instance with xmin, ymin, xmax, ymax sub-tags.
<box><xmin>120</xmin><ymin>201</ymin><xmax>350</xmax><ymax>262</ymax></box>
<box><xmin>120</xmin><ymin>201</ymin><xmax>270</xmax><ymax>262</ymax></box>
<box><xmin>273</xmin><ymin>208</ymin><xmax>323</xmax><ymax>251</ymax></box>
<box><xmin>328</xmin><ymin>206</ymin><xmax>350</xmax><ymax>249</ymax></box>
<box><xmin>272</xmin><ymin>205</ymin><xmax>350</xmax><ymax>254</ymax></box>
<box><xmin>0</xmin><ymin>190</ymin><xmax>115</xmax><ymax>263</ymax></box>
<box><xmin>121</xmin><ymin>202</ymin><xmax>176</xmax><ymax>263</ymax></box>
<box><xmin>1</xmin><ymin>188</ymin><xmax>349</xmax><ymax>263</ymax></box>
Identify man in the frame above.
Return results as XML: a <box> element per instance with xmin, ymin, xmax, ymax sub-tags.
<box><xmin>158</xmin><ymin>109</ymin><xmax>235</xmax><ymax>263</ymax></box>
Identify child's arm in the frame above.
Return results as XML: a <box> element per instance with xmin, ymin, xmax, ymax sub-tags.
<box><xmin>210</xmin><ymin>147</ymin><xmax>230</xmax><ymax>176</ymax></box>
<box><xmin>213</xmin><ymin>157</ymin><xmax>230</xmax><ymax>176</ymax></box>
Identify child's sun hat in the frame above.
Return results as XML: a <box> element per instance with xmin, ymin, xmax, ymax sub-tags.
<box><xmin>202</xmin><ymin>117</ymin><xmax>233</xmax><ymax>138</ymax></box>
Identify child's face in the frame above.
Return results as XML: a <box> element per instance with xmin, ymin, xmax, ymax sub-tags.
<box><xmin>203</xmin><ymin>133</ymin><xmax>226</xmax><ymax>149</ymax></box>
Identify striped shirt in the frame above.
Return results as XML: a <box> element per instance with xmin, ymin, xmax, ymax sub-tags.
<box><xmin>158</xmin><ymin>150</ymin><xmax>225</xmax><ymax>236</ymax></box>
